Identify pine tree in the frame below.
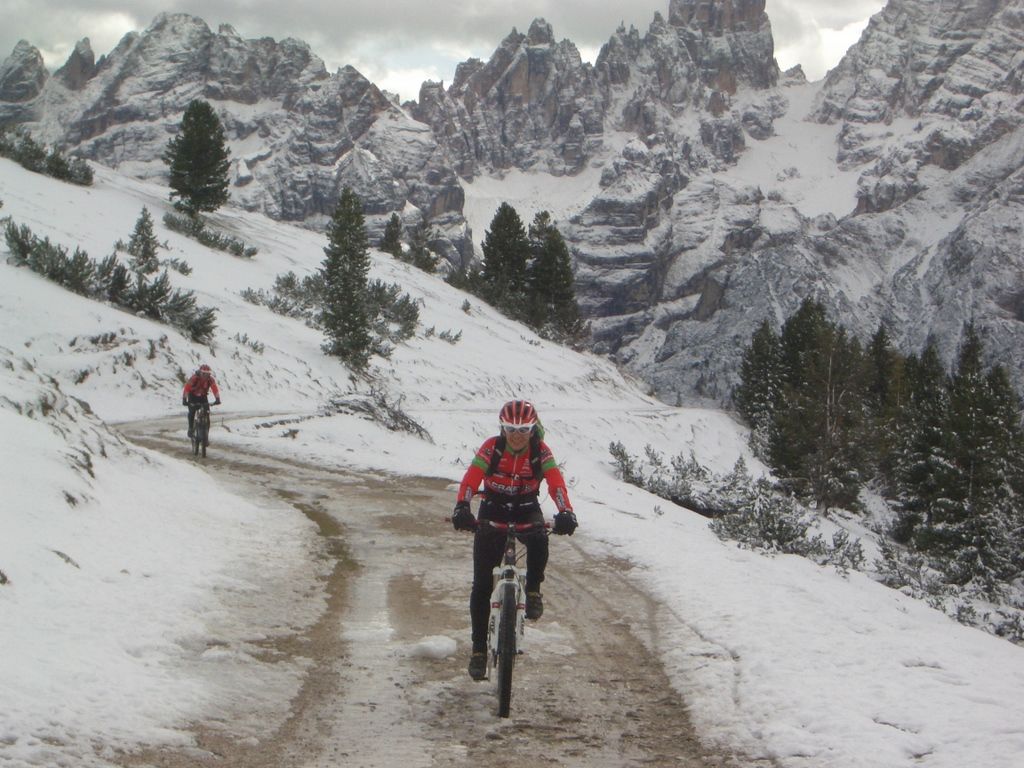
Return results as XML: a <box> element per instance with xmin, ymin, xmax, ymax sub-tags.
<box><xmin>863</xmin><ymin>324</ymin><xmax>904</xmax><ymax>484</ymax></box>
<box><xmin>63</xmin><ymin>247</ymin><xmax>95</xmax><ymax>295</ymax></box>
<box><xmin>408</xmin><ymin>219</ymin><xmax>439</xmax><ymax>273</ymax></box>
<box><xmin>95</xmin><ymin>254</ymin><xmax>131</xmax><ymax>304</ymax></box>
<box><xmin>805</xmin><ymin>328</ymin><xmax>867</xmax><ymax>510</ymax></box>
<box><xmin>480</xmin><ymin>202</ymin><xmax>530</xmax><ymax>317</ymax></box>
<box><xmin>163</xmin><ymin>100</ymin><xmax>231</xmax><ymax>217</ymax></box>
<box><xmin>892</xmin><ymin>341</ymin><xmax>951</xmax><ymax>542</ymax></box>
<box><xmin>130</xmin><ymin>270</ymin><xmax>173</xmax><ymax>319</ymax></box>
<box><xmin>767</xmin><ymin>299</ymin><xmax>867</xmax><ymax>508</ymax></box>
<box><xmin>526</xmin><ymin>211</ymin><xmax>582</xmax><ymax>340</ymax></box>
<box><xmin>13</xmin><ymin>129</ymin><xmax>46</xmax><ymax>172</ymax></box>
<box><xmin>320</xmin><ymin>188</ymin><xmax>372</xmax><ymax>370</ymax></box>
<box><xmin>380</xmin><ymin>213</ymin><xmax>403</xmax><ymax>259</ymax></box>
<box><xmin>734</xmin><ymin>319</ymin><xmax>782</xmax><ymax>457</ymax></box>
<box><xmin>927</xmin><ymin>324</ymin><xmax>1024</xmax><ymax>587</ymax></box>
<box><xmin>126</xmin><ymin>207</ymin><xmax>161</xmax><ymax>275</ymax></box>
<box><xmin>769</xmin><ymin>299</ymin><xmax>831</xmax><ymax>490</ymax></box>
<box><xmin>45</xmin><ymin>148</ymin><xmax>71</xmax><ymax>180</ymax></box>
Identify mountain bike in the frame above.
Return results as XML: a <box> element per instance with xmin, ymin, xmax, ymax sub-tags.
<box><xmin>191</xmin><ymin>402</ymin><xmax>212</xmax><ymax>458</ymax></box>
<box><xmin>479</xmin><ymin>519</ymin><xmax>549</xmax><ymax>718</ymax></box>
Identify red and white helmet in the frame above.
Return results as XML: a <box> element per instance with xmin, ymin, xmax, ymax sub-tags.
<box><xmin>499</xmin><ymin>400</ymin><xmax>537</xmax><ymax>430</ymax></box>
<box><xmin>198</xmin><ymin>364</ymin><xmax>213</xmax><ymax>377</ymax></box>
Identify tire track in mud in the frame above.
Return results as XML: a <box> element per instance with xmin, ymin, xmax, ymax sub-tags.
<box><xmin>117</xmin><ymin>418</ymin><xmax>763</xmax><ymax>768</ymax></box>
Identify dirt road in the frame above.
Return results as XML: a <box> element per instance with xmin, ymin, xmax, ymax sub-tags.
<box><xmin>120</xmin><ymin>418</ymin><xmax>756</xmax><ymax>768</ymax></box>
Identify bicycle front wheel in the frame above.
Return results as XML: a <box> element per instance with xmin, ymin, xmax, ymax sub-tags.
<box><xmin>197</xmin><ymin>413</ymin><xmax>209</xmax><ymax>458</ymax></box>
<box><xmin>496</xmin><ymin>581</ymin><xmax>517</xmax><ymax>718</ymax></box>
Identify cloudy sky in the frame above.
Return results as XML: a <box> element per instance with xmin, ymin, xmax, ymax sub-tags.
<box><xmin>1</xmin><ymin>0</ymin><xmax>886</xmax><ymax>101</ymax></box>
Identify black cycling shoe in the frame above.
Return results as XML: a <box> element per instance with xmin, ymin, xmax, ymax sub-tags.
<box><xmin>525</xmin><ymin>591</ymin><xmax>544</xmax><ymax>620</ymax></box>
<box><xmin>468</xmin><ymin>651</ymin><xmax>487</xmax><ymax>681</ymax></box>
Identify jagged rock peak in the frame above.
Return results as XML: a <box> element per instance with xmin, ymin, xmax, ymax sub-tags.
<box><xmin>148</xmin><ymin>11</ymin><xmax>209</xmax><ymax>32</ymax></box>
<box><xmin>54</xmin><ymin>39</ymin><xmax>97</xmax><ymax>91</ymax></box>
<box><xmin>813</xmin><ymin>0</ymin><xmax>1024</xmax><ymax>125</ymax></box>
<box><xmin>527</xmin><ymin>18</ymin><xmax>555</xmax><ymax>45</ymax></box>
<box><xmin>0</xmin><ymin>40</ymin><xmax>47</xmax><ymax>103</ymax></box>
<box><xmin>669</xmin><ymin>0</ymin><xmax>771</xmax><ymax>33</ymax></box>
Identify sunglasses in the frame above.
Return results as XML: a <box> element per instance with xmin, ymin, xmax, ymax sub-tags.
<box><xmin>502</xmin><ymin>424</ymin><xmax>534</xmax><ymax>434</ymax></box>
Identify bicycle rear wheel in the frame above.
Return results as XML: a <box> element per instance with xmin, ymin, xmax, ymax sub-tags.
<box><xmin>496</xmin><ymin>581</ymin><xmax>517</xmax><ymax>718</ymax></box>
<box><xmin>197</xmin><ymin>411</ymin><xmax>209</xmax><ymax>458</ymax></box>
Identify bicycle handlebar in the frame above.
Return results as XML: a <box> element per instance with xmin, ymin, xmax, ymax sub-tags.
<box><xmin>446</xmin><ymin>517</ymin><xmax>551</xmax><ymax>533</ymax></box>
<box><xmin>473</xmin><ymin>520</ymin><xmax>548</xmax><ymax>532</ymax></box>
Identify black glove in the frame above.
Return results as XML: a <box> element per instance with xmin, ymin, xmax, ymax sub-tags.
<box><xmin>553</xmin><ymin>510</ymin><xmax>578</xmax><ymax>536</ymax></box>
<box><xmin>451</xmin><ymin>502</ymin><xmax>475</xmax><ymax>531</ymax></box>
<box><xmin>182</xmin><ymin>398</ymin><xmax>188</xmax><ymax>407</ymax></box>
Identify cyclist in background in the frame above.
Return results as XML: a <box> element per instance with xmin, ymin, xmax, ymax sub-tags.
<box><xmin>182</xmin><ymin>364</ymin><xmax>221</xmax><ymax>438</ymax></box>
<box><xmin>452</xmin><ymin>399</ymin><xmax>578</xmax><ymax>680</ymax></box>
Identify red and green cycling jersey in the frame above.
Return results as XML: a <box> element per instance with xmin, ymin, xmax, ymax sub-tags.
<box><xmin>182</xmin><ymin>374</ymin><xmax>220</xmax><ymax>400</ymax></box>
<box><xmin>457</xmin><ymin>435</ymin><xmax>573</xmax><ymax>512</ymax></box>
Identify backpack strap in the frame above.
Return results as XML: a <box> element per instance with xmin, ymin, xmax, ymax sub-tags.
<box><xmin>485</xmin><ymin>433</ymin><xmax>543</xmax><ymax>478</ymax></box>
<box><xmin>529</xmin><ymin>432</ymin><xmax>542</xmax><ymax>478</ymax></box>
<box><xmin>486</xmin><ymin>434</ymin><xmax>506</xmax><ymax>476</ymax></box>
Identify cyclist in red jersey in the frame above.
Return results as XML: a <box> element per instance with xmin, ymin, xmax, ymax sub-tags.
<box><xmin>181</xmin><ymin>364</ymin><xmax>221</xmax><ymax>437</ymax></box>
<box><xmin>452</xmin><ymin>399</ymin><xmax>578</xmax><ymax>680</ymax></box>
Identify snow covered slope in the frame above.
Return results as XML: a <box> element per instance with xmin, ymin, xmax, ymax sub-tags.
<box><xmin>2</xmin><ymin>159</ymin><xmax>1023</xmax><ymax>767</ymax></box>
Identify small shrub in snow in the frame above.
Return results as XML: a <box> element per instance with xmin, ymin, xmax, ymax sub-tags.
<box><xmin>610</xmin><ymin>441</ymin><xmax>865</xmax><ymax>572</ymax></box>
<box><xmin>115</xmin><ymin>208</ymin><xmax>163</xmax><ymax>275</ymax></box>
<box><xmin>4</xmin><ymin>219</ymin><xmax>217</xmax><ymax>343</ymax></box>
<box><xmin>163</xmin><ymin>212</ymin><xmax>257</xmax><ymax>257</ymax></box>
<box><xmin>232</xmin><ymin>333</ymin><xmax>265</xmax><ymax>354</ymax></box>
<box><xmin>322</xmin><ymin>387</ymin><xmax>431</xmax><ymax>441</ymax></box>
<box><xmin>0</xmin><ymin>127</ymin><xmax>92</xmax><ymax>185</ymax></box>
<box><xmin>244</xmin><ymin>269</ymin><xmax>419</xmax><ymax>362</ymax></box>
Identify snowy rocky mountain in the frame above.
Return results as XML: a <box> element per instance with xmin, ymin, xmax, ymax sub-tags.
<box><xmin>2</xmin><ymin>0</ymin><xmax>1023</xmax><ymax>404</ymax></box>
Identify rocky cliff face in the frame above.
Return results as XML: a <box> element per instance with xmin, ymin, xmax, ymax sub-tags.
<box><xmin>573</xmin><ymin>0</ymin><xmax>1024</xmax><ymax>404</ymax></box>
<box><xmin>0</xmin><ymin>13</ymin><xmax>472</xmax><ymax>262</ymax></box>
<box><xmin>0</xmin><ymin>40</ymin><xmax>47</xmax><ymax>105</ymax></box>
<box><xmin>2</xmin><ymin>0</ymin><xmax>1023</xmax><ymax>405</ymax></box>
<box><xmin>412</xmin><ymin>19</ymin><xmax>606</xmax><ymax>178</ymax></box>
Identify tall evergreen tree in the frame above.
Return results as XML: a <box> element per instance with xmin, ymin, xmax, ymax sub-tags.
<box><xmin>805</xmin><ymin>328</ymin><xmax>867</xmax><ymax>510</ymax></box>
<box><xmin>163</xmin><ymin>100</ymin><xmax>231</xmax><ymax>217</ymax></box>
<box><xmin>320</xmin><ymin>188</ymin><xmax>371</xmax><ymax>370</ymax></box>
<box><xmin>928</xmin><ymin>324</ymin><xmax>1023</xmax><ymax>587</ymax></box>
<box><xmin>769</xmin><ymin>299</ymin><xmax>831</xmax><ymax>488</ymax></box>
<box><xmin>777</xmin><ymin>299</ymin><xmax>829</xmax><ymax>388</ymax></box>
<box><xmin>865</xmin><ymin>324</ymin><xmax>903</xmax><ymax>417</ymax></box>
<box><xmin>526</xmin><ymin>211</ymin><xmax>582</xmax><ymax>340</ymax></box>
<box><xmin>480</xmin><ymin>202</ymin><xmax>530</xmax><ymax>317</ymax></box>
<box><xmin>892</xmin><ymin>341</ymin><xmax>952</xmax><ymax>541</ymax></box>
<box><xmin>768</xmin><ymin>299</ymin><xmax>867</xmax><ymax>508</ymax></box>
<box><xmin>863</xmin><ymin>324</ymin><xmax>904</xmax><ymax>483</ymax></box>
<box><xmin>734</xmin><ymin>319</ymin><xmax>783</xmax><ymax>457</ymax></box>
<box><xmin>126</xmin><ymin>207</ymin><xmax>161</xmax><ymax>275</ymax></box>
<box><xmin>380</xmin><ymin>213</ymin><xmax>403</xmax><ymax>259</ymax></box>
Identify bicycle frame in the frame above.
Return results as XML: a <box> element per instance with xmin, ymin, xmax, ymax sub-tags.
<box><xmin>485</xmin><ymin>524</ymin><xmax>528</xmax><ymax>668</ymax></box>
<box><xmin>191</xmin><ymin>401</ymin><xmax>212</xmax><ymax>457</ymax></box>
<box><xmin>479</xmin><ymin>520</ymin><xmax>546</xmax><ymax>717</ymax></box>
